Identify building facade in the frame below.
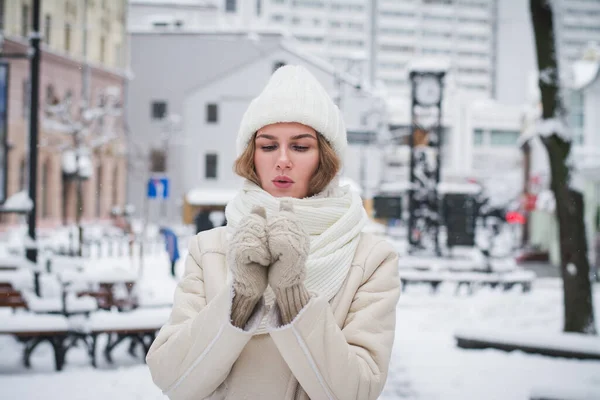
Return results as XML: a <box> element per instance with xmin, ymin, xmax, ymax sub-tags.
<box><xmin>0</xmin><ymin>0</ymin><xmax>129</xmax><ymax>229</ymax></box>
<box><xmin>129</xmin><ymin>0</ymin><xmax>498</xmax><ymax>99</ymax></box>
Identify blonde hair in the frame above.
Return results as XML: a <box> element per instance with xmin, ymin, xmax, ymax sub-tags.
<box><xmin>234</xmin><ymin>132</ymin><xmax>340</xmax><ymax>197</ymax></box>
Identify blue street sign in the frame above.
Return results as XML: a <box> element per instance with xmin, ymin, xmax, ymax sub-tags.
<box><xmin>148</xmin><ymin>177</ymin><xmax>169</xmax><ymax>199</ymax></box>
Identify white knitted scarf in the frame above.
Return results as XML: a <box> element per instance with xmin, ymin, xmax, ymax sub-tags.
<box><xmin>225</xmin><ymin>179</ymin><xmax>367</xmax><ymax>333</ymax></box>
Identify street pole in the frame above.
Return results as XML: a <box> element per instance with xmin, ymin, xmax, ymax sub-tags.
<box><xmin>27</xmin><ymin>0</ymin><xmax>41</xmax><ymax>294</ymax></box>
<box><xmin>76</xmin><ymin>0</ymin><xmax>90</xmax><ymax>257</ymax></box>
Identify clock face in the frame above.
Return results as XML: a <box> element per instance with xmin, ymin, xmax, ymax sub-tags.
<box><xmin>415</xmin><ymin>76</ymin><xmax>441</xmax><ymax>105</ymax></box>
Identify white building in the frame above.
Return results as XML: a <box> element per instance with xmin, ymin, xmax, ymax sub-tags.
<box><xmin>126</xmin><ymin>30</ymin><xmax>384</xmax><ymax>223</ymax></box>
<box><xmin>555</xmin><ymin>0</ymin><xmax>600</xmax><ymax>70</ymax></box>
<box><xmin>495</xmin><ymin>0</ymin><xmax>600</xmax><ymax>105</ymax></box>
<box><xmin>522</xmin><ymin>49</ymin><xmax>600</xmax><ymax>267</ymax></box>
<box><xmin>129</xmin><ymin>0</ymin><xmax>498</xmax><ymax>99</ymax></box>
<box><xmin>127</xmin><ymin>0</ymin><xmax>219</xmax><ymax>31</ymax></box>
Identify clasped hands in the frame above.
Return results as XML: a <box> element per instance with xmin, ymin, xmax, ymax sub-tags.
<box><xmin>228</xmin><ymin>200</ymin><xmax>310</xmax><ymax>326</ymax></box>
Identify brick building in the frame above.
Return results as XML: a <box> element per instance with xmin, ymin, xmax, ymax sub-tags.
<box><xmin>0</xmin><ymin>0</ymin><xmax>128</xmax><ymax>229</ymax></box>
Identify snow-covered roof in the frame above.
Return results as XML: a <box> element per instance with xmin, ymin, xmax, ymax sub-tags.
<box><xmin>378</xmin><ymin>181</ymin><xmax>415</xmax><ymax>193</ymax></box>
<box><xmin>437</xmin><ymin>182</ymin><xmax>481</xmax><ymax>195</ymax></box>
<box><xmin>571</xmin><ymin>59</ymin><xmax>600</xmax><ymax>90</ymax></box>
<box><xmin>186</xmin><ymin>187</ymin><xmax>239</xmax><ymax>206</ymax></box>
<box><xmin>280</xmin><ymin>41</ymin><xmax>371</xmax><ymax>95</ymax></box>
<box><xmin>408</xmin><ymin>57</ymin><xmax>451</xmax><ymax>73</ymax></box>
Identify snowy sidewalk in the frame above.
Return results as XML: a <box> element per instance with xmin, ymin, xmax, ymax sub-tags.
<box><xmin>1</xmin><ymin>243</ymin><xmax>599</xmax><ymax>400</ymax></box>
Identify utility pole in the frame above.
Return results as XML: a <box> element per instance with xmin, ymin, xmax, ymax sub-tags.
<box><xmin>26</xmin><ymin>0</ymin><xmax>41</xmax><ymax>281</ymax></box>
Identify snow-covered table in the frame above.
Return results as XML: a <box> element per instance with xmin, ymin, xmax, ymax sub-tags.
<box><xmin>57</xmin><ymin>267</ymin><xmax>139</xmax><ymax>311</ymax></box>
<box><xmin>399</xmin><ymin>269</ymin><xmax>536</xmax><ymax>294</ymax></box>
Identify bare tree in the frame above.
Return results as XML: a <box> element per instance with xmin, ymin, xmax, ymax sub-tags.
<box><xmin>43</xmin><ymin>87</ymin><xmax>123</xmax><ymax>257</ymax></box>
<box><xmin>529</xmin><ymin>0</ymin><xmax>596</xmax><ymax>334</ymax></box>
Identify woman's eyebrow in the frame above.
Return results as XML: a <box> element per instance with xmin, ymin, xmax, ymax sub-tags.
<box><xmin>256</xmin><ymin>133</ymin><xmax>316</xmax><ymax>140</ymax></box>
<box><xmin>291</xmin><ymin>134</ymin><xmax>317</xmax><ymax>140</ymax></box>
<box><xmin>256</xmin><ymin>134</ymin><xmax>277</xmax><ymax>140</ymax></box>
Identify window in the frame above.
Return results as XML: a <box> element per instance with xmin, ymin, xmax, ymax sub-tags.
<box><xmin>21</xmin><ymin>4</ymin><xmax>29</xmax><ymax>37</ymax></box>
<box><xmin>273</xmin><ymin>61</ymin><xmax>286</xmax><ymax>73</ymax></box>
<box><xmin>19</xmin><ymin>158</ymin><xmax>27</xmax><ymax>190</ymax></box>
<box><xmin>205</xmin><ymin>154</ymin><xmax>218</xmax><ymax>179</ymax></box>
<box><xmin>206</xmin><ymin>103</ymin><xmax>218</xmax><ymax>123</ymax></box>
<box><xmin>46</xmin><ymin>84</ymin><xmax>58</xmax><ymax>106</ymax></box>
<box><xmin>65</xmin><ymin>23</ymin><xmax>71</xmax><ymax>52</ymax></box>
<box><xmin>149</xmin><ymin>149</ymin><xmax>167</xmax><ymax>172</ymax></box>
<box><xmin>44</xmin><ymin>14</ymin><xmax>51</xmax><ymax>45</ymax></box>
<box><xmin>22</xmin><ymin>79</ymin><xmax>30</xmax><ymax>119</ymax></box>
<box><xmin>568</xmin><ymin>90</ymin><xmax>584</xmax><ymax>145</ymax></box>
<box><xmin>100</xmin><ymin>36</ymin><xmax>106</xmax><ymax>63</ymax></box>
<box><xmin>151</xmin><ymin>101</ymin><xmax>167</xmax><ymax>120</ymax></box>
<box><xmin>0</xmin><ymin>0</ymin><xmax>5</xmax><ymax>31</ymax></box>
<box><xmin>271</xmin><ymin>14</ymin><xmax>284</xmax><ymax>22</ymax></box>
<box><xmin>226</xmin><ymin>0</ymin><xmax>237</xmax><ymax>12</ymax></box>
<box><xmin>96</xmin><ymin>165</ymin><xmax>102</xmax><ymax>217</ymax></box>
<box><xmin>490</xmin><ymin>130</ymin><xmax>519</xmax><ymax>146</ymax></box>
<box><xmin>256</xmin><ymin>0</ymin><xmax>262</xmax><ymax>15</ymax></box>
<box><xmin>41</xmin><ymin>160</ymin><xmax>50</xmax><ymax>218</ymax></box>
<box><xmin>112</xmin><ymin>166</ymin><xmax>119</xmax><ymax>207</ymax></box>
<box><xmin>473</xmin><ymin>129</ymin><xmax>484</xmax><ymax>146</ymax></box>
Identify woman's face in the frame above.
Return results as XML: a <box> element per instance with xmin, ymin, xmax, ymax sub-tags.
<box><xmin>254</xmin><ymin>122</ymin><xmax>320</xmax><ymax>199</ymax></box>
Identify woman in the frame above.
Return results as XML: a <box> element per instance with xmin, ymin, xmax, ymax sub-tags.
<box><xmin>146</xmin><ymin>65</ymin><xmax>401</xmax><ymax>400</ymax></box>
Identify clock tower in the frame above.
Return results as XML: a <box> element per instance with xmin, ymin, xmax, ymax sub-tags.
<box><xmin>408</xmin><ymin>67</ymin><xmax>446</xmax><ymax>255</ymax></box>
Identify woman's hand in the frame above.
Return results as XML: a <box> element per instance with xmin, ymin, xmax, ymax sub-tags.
<box><xmin>267</xmin><ymin>200</ymin><xmax>311</xmax><ymax>324</ymax></box>
<box><xmin>228</xmin><ymin>206</ymin><xmax>271</xmax><ymax>328</ymax></box>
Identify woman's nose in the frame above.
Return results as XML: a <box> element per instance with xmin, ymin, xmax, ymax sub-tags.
<box><xmin>276</xmin><ymin>148</ymin><xmax>292</xmax><ymax>170</ymax></box>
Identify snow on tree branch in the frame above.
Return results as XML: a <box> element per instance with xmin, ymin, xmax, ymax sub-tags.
<box><xmin>535</xmin><ymin>117</ymin><xmax>570</xmax><ymax>142</ymax></box>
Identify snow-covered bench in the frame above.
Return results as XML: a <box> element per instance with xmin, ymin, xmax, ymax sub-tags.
<box><xmin>0</xmin><ymin>270</ymin><xmax>34</xmax><ymax>310</ymax></box>
<box><xmin>82</xmin><ymin>307</ymin><xmax>170</xmax><ymax>367</ymax></box>
<box><xmin>530</xmin><ymin>386</ymin><xmax>600</xmax><ymax>400</ymax></box>
<box><xmin>0</xmin><ymin>313</ymin><xmax>74</xmax><ymax>371</ymax></box>
<box><xmin>399</xmin><ymin>269</ymin><xmax>535</xmax><ymax>294</ymax></box>
<box><xmin>455</xmin><ymin>329</ymin><xmax>600</xmax><ymax>361</ymax></box>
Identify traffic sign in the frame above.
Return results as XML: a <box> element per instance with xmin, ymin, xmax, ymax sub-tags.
<box><xmin>148</xmin><ymin>177</ymin><xmax>169</xmax><ymax>199</ymax></box>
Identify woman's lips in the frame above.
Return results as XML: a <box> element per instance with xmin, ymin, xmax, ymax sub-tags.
<box><xmin>273</xmin><ymin>181</ymin><xmax>293</xmax><ymax>189</ymax></box>
<box><xmin>273</xmin><ymin>176</ymin><xmax>294</xmax><ymax>189</ymax></box>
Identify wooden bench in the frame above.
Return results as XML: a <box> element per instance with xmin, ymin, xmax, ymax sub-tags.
<box><xmin>83</xmin><ymin>308</ymin><xmax>170</xmax><ymax>367</ymax></box>
<box><xmin>0</xmin><ymin>314</ymin><xmax>74</xmax><ymax>371</ymax></box>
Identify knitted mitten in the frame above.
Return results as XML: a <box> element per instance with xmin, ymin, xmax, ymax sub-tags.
<box><xmin>267</xmin><ymin>200</ymin><xmax>311</xmax><ymax>325</ymax></box>
<box><xmin>228</xmin><ymin>206</ymin><xmax>271</xmax><ymax>328</ymax></box>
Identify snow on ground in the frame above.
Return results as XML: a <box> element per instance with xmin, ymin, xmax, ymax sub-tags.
<box><xmin>1</xmin><ymin>240</ymin><xmax>600</xmax><ymax>399</ymax></box>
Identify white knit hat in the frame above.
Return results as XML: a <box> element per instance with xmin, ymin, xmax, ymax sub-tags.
<box><xmin>237</xmin><ymin>65</ymin><xmax>347</xmax><ymax>162</ymax></box>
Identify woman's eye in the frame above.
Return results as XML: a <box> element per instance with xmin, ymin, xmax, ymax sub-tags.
<box><xmin>293</xmin><ymin>145</ymin><xmax>309</xmax><ymax>152</ymax></box>
<box><xmin>261</xmin><ymin>145</ymin><xmax>277</xmax><ymax>151</ymax></box>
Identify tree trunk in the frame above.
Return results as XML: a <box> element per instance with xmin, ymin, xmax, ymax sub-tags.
<box><xmin>530</xmin><ymin>0</ymin><xmax>596</xmax><ymax>334</ymax></box>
